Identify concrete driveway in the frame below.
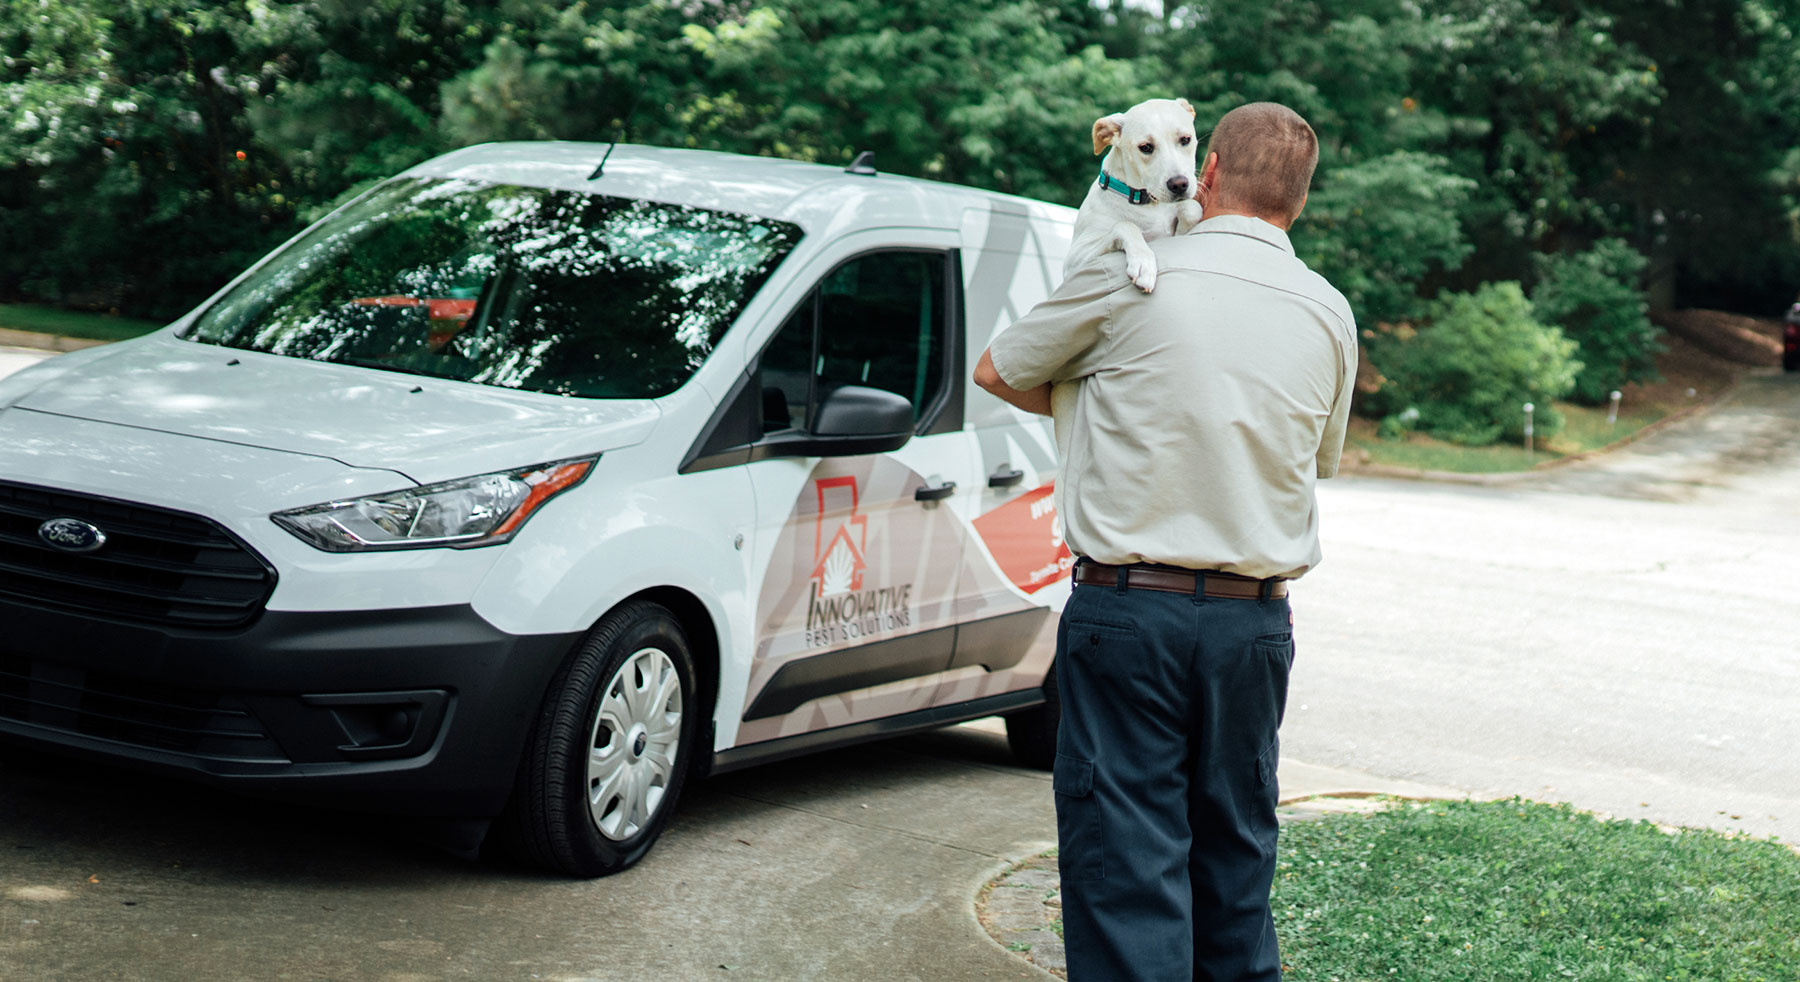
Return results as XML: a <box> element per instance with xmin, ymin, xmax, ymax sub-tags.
<box><xmin>2</xmin><ymin>724</ymin><xmax>1061</xmax><ymax>982</ymax></box>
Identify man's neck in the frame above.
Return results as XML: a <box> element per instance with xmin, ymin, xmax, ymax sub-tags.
<box><xmin>1200</xmin><ymin>207</ymin><xmax>1291</xmax><ymax>231</ymax></box>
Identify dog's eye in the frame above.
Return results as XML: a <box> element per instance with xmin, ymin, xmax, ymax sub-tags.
<box><xmin>1138</xmin><ymin>142</ymin><xmax>1154</xmax><ymax>155</ymax></box>
<box><xmin>1179</xmin><ymin>135</ymin><xmax>1193</xmax><ymax>146</ymax></box>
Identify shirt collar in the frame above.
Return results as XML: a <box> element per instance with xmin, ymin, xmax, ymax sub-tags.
<box><xmin>1189</xmin><ymin>214</ymin><xmax>1295</xmax><ymax>255</ymax></box>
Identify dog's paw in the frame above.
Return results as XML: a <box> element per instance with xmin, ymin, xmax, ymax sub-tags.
<box><xmin>1126</xmin><ymin>254</ymin><xmax>1158</xmax><ymax>292</ymax></box>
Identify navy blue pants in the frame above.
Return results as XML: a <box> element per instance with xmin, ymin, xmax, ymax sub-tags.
<box><xmin>1053</xmin><ymin>578</ymin><xmax>1294</xmax><ymax>981</ymax></box>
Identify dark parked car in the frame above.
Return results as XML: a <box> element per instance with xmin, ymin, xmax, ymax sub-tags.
<box><xmin>1784</xmin><ymin>293</ymin><xmax>1799</xmax><ymax>372</ymax></box>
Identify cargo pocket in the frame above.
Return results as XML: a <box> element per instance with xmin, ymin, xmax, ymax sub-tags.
<box><xmin>1053</xmin><ymin>752</ymin><xmax>1104</xmax><ymax>882</ymax></box>
<box><xmin>1254</xmin><ymin>738</ymin><xmax>1281</xmax><ymax>849</ymax></box>
<box><xmin>1256</xmin><ymin>737</ymin><xmax>1280</xmax><ymax>792</ymax></box>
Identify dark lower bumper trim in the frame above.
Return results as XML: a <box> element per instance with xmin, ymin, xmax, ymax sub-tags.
<box><xmin>0</xmin><ymin>599</ymin><xmax>581</xmax><ymax>816</ymax></box>
<box><xmin>709</xmin><ymin>689</ymin><xmax>1043</xmax><ymax>776</ymax></box>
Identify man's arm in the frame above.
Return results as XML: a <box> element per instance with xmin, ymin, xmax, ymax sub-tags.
<box><xmin>973</xmin><ymin>348</ymin><xmax>1053</xmax><ymax>416</ymax></box>
<box><xmin>974</xmin><ymin>261</ymin><xmax>1123</xmax><ymax>416</ymax></box>
<box><xmin>1315</xmin><ymin>317</ymin><xmax>1359</xmax><ymax>478</ymax></box>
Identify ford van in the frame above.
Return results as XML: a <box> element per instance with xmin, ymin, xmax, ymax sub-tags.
<box><xmin>0</xmin><ymin>143</ymin><xmax>1076</xmax><ymax>875</ymax></box>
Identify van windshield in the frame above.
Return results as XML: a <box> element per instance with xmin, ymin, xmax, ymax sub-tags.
<box><xmin>182</xmin><ymin>178</ymin><xmax>801</xmax><ymax>398</ymax></box>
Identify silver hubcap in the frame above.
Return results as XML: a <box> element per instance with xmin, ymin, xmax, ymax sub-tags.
<box><xmin>587</xmin><ymin>646</ymin><xmax>683</xmax><ymax>841</ymax></box>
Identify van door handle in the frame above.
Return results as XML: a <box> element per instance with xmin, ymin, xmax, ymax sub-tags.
<box><xmin>914</xmin><ymin>480</ymin><xmax>957</xmax><ymax>502</ymax></box>
<box><xmin>987</xmin><ymin>465</ymin><xmax>1025</xmax><ymax>488</ymax></box>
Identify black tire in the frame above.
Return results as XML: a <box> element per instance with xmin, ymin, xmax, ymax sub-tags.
<box><xmin>1004</xmin><ymin>661</ymin><xmax>1060</xmax><ymax>770</ymax></box>
<box><xmin>1784</xmin><ymin>349</ymin><xmax>1799</xmax><ymax>372</ymax></box>
<box><xmin>502</xmin><ymin>600</ymin><xmax>699</xmax><ymax>876</ymax></box>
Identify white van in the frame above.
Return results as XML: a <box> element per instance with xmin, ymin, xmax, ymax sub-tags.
<box><xmin>0</xmin><ymin>143</ymin><xmax>1078</xmax><ymax>875</ymax></box>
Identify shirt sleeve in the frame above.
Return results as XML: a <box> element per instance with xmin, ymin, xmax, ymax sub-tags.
<box><xmin>987</xmin><ymin>261</ymin><xmax>1125</xmax><ymax>390</ymax></box>
<box><xmin>1315</xmin><ymin>318</ymin><xmax>1359</xmax><ymax>479</ymax></box>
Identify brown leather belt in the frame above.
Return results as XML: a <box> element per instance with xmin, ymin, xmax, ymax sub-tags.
<box><xmin>1072</xmin><ymin>561</ymin><xmax>1289</xmax><ymax>600</ymax></box>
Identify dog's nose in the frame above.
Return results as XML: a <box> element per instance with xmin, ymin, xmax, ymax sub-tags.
<box><xmin>1166</xmin><ymin>176</ymin><xmax>1192</xmax><ymax>198</ymax></box>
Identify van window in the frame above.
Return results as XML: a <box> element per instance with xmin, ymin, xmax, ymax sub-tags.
<box><xmin>181</xmin><ymin>178</ymin><xmax>801</xmax><ymax>399</ymax></box>
<box><xmin>759</xmin><ymin>251</ymin><xmax>947</xmax><ymax>433</ymax></box>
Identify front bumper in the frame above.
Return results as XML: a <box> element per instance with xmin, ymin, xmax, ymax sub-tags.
<box><xmin>0</xmin><ymin>599</ymin><xmax>581</xmax><ymax>816</ymax></box>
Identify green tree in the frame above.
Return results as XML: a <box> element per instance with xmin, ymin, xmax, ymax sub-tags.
<box><xmin>438</xmin><ymin>1</ymin><xmax>1144</xmax><ymax>204</ymax></box>
<box><xmin>0</xmin><ymin>1</ymin><xmax>279</xmax><ymax>314</ymax></box>
<box><xmin>3</xmin><ymin>0</ymin><xmax>1795</xmax><ymax>335</ymax></box>
<box><xmin>1530</xmin><ymin>239</ymin><xmax>1660</xmax><ymax>404</ymax></box>
<box><xmin>1293</xmin><ymin>151</ymin><xmax>1476</xmax><ymax>328</ymax></box>
<box><xmin>240</xmin><ymin>0</ymin><xmax>492</xmax><ymax>217</ymax></box>
<box><xmin>1595</xmin><ymin>0</ymin><xmax>1800</xmax><ymax>311</ymax></box>
<box><xmin>1404</xmin><ymin>0</ymin><xmax>1662</xmax><ymax>287</ymax></box>
<box><xmin>0</xmin><ymin>0</ymin><xmax>495</xmax><ymax>318</ymax></box>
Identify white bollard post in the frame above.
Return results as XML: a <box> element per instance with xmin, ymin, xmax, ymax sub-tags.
<box><xmin>1607</xmin><ymin>390</ymin><xmax>1622</xmax><ymax>429</ymax></box>
<box><xmin>1523</xmin><ymin>402</ymin><xmax>1535</xmax><ymax>458</ymax></box>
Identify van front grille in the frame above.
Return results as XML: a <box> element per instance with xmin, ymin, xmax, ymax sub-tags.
<box><xmin>0</xmin><ymin>480</ymin><xmax>276</xmax><ymax>630</ymax></box>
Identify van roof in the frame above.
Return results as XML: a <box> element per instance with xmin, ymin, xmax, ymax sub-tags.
<box><xmin>403</xmin><ymin>142</ymin><xmax>1075</xmax><ymax>233</ymax></box>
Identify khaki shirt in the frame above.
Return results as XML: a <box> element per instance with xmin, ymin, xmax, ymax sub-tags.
<box><xmin>989</xmin><ymin>215</ymin><xmax>1357</xmax><ymax>579</ymax></box>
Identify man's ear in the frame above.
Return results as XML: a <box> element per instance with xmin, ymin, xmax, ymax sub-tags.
<box><xmin>1197</xmin><ymin>151</ymin><xmax>1221</xmax><ymax>208</ymax></box>
<box><xmin>1176</xmin><ymin>97</ymin><xmax>1195</xmax><ymax>117</ymax></box>
<box><xmin>1091</xmin><ymin>113</ymin><xmax>1126</xmax><ymax>155</ymax></box>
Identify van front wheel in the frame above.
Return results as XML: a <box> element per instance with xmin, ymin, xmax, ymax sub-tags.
<box><xmin>505</xmin><ymin>601</ymin><xmax>698</xmax><ymax>876</ymax></box>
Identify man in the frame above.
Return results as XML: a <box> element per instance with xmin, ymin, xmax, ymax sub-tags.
<box><xmin>973</xmin><ymin>102</ymin><xmax>1356</xmax><ymax>981</ymax></box>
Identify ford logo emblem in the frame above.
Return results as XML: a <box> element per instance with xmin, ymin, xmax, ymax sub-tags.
<box><xmin>38</xmin><ymin>517</ymin><xmax>107</xmax><ymax>553</ymax></box>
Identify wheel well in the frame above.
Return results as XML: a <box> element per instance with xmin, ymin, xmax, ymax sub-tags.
<box><xmin>622</xmin><ymin>585</ymin><xmax>720</xmax><ymax>775</ymax></box>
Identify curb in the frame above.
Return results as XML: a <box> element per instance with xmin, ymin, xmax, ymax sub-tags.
<box><xmin>0</xmin><ymin>327</ymin><xmax>112</xmax><ymax>352</ymax></box>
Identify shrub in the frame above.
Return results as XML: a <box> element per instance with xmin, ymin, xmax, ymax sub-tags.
<box><xmin>1367</xmin><ymin>282</ymin><xmax>1580</xmax><ymax>445</ymax></box>
<box><xmin>1531</xmin><ymin>239</ymin><xmax>1662</xmax><ymax>404</ymax></box>
<box><xmin>1295</xmin><ymin>152</ymin><xmax>1478</xmax><ymax>328</ymax></box>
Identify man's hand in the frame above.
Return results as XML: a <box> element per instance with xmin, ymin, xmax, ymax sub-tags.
<box><xmin>974</xmin><ymin>348</ymin><xmax>1053</xmax><ymax>416</ymax></box>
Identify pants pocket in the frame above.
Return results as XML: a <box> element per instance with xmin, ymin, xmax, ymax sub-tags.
<box><xmin>1054</xmin><ymin>752</ymin><xmax>1105</xmax><ymax>882</ymax></box>
<box><xmin>1252</xmin><ymin>737</ymin><xmax>1282</xmax><ymax>850</ymax></box>
<box><xmin>1256</xmin><ymin>737</ymin><xmax>1280</xmax><ymax>791</ymax></box>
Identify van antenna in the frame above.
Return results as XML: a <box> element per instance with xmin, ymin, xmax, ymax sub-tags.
<box><xmin>588</xmin><ymin>141</ymin><xmax>618</xmax><ymax>181</ymax></box>
<box><xmin>589</xmin><ymin>89</ymin><xmax>647</xmax><ymax>180</ymax></box>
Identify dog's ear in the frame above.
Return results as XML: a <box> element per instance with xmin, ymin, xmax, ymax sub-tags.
<box><xmin>1176</xmin><ymin>98</ymin><xmax>1195</xmax><ymax>117</ymax></box>
<box><xmin>1091</xmin><ymin>114</ymin><xmax>1126</xmax><ymax>155</ymax></box>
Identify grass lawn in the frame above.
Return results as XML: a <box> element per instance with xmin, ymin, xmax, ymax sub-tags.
<box><xmin>1346</xmin><ymin>400</ymin><xmax>1678</xmax><ymax>474</ymax></box>
<box><xmin>0</xmin><ymin>302</ymin><xmax>165</xmax><ymax>342</ymax></box>
<box><xmin>1274</xmin><ymin>798</ymin><xmax>1800</xmax><ymax>981</ymax></box>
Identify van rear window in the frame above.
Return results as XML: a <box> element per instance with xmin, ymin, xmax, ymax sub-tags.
<box><xmin>182</xmin><ymin>178</ymin><xmax>801</xmax><ymax>399</ymax></box>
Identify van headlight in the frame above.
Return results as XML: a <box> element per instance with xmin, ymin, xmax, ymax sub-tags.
<box><xmin>272</xmin><ymin>456</ymin><xmax>597</xmax><ymax>552</ymax></box>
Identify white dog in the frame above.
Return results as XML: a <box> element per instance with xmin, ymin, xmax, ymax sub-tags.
<box><xmin>1042</xmin><ymin>99</ymin><xmax>1205</xmax><ymax>451</ymax></box>
<box><xmin>1064</xmin><ymin>97</ymin><xmax>1205</xmax><ymax>293</ymax></box>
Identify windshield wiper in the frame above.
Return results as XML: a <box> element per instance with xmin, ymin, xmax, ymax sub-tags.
<box><xmin>337</xmin><ymin>357</ymin><xmax>440</xmax><ymax>379</ymax></box>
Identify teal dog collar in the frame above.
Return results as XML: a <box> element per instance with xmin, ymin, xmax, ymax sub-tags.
<box><xmin>1097</xmin><ymin>168</ymin><xmax>1153</xmax><ymax>205</ymax></box>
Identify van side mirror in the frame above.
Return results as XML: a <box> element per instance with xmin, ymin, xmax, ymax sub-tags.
<box><xmin>814</xmin><ymin>385</ymin><xmax>914</xmax><ymax>439</ymax></box>
<box><xmin>759</xmin><ymin>384</ymin><xmax>915</xmax><ymax>458</ymax></box>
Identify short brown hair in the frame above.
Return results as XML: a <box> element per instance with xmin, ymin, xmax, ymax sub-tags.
<box><xmin>1206</xmin><ymin>103</ymin><xmax>1318</xmax><ymax>224</ymax></box>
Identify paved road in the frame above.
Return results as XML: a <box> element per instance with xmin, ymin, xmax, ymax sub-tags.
<box><xmin>0</xmin><ymin>346</ymin><xmax>51</xmax><ymax>379</ymax></box>
<box><xmin>1288</xmin><ymin>370</ymin><xmax>1800</xmax><ymax>842</ymax></box>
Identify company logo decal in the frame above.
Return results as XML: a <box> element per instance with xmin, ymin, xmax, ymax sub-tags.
<box><xmin>972</xmin><ymin>482</ymin><xmax>1072</xmax><ymax>594</ymax></box>
<box><xmin>810</xmin><ymin>477</ymin><xmax>867</xmax><ymax>597</ymax></box>
<box><xmin>804</xmin><ymin>476</ymin><xmax>912</xmax><ymax>647</ymax></box>
<box><xmin>37</xmin><ymin>517</ymin><xmax>107</xmax><ymax>553</ymax></box>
